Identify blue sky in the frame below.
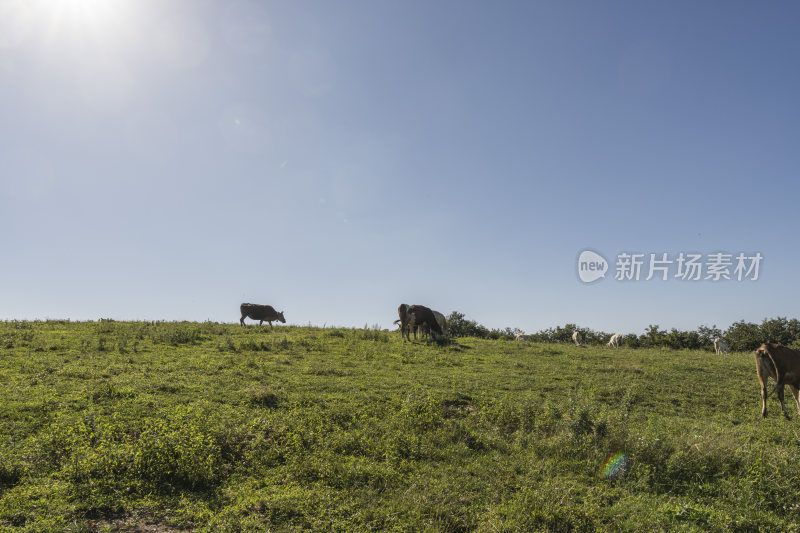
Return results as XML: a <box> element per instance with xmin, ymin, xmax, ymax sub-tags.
<box><xmin>2</xmin><ymin>0</ymin><xmax>799</xmax><ymax>334</ymax></box>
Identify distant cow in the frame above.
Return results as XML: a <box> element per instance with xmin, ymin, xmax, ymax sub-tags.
<box><xmin>515</xmin><ymin>332</ymin><xmax>528</xmax><ymax>342</ymax></box>
<box><xmin>395</xmin><ymin>303</ymin><xmax>413</xmax><ymax>341</ymax></box>
<box><xmin>607</xmin><ymin>333</ymin><xmax>622</xmax><ymax>348</ymax></box>
<box><xmin>572</xmin><ymin>331</ymin><xmax>582</xmax><ymax>346</ymax></box>
<box><xmin>754</xmin><ymin>343</ymin><xmax>800</xmax><ymax>418</ymax></box>
<box><xmin>714</xmin><ymin>337</ymin><xmax>730</xmax><ymax>355</ymax></box>
<box><xmin>240</xmin><ymin>303</ymin><xmax>286</xmax><ymax>327</ymax></box>
<box><xmin>432</xmin><ymin>310</ymin><xmax>449</xmax><ymax>338</ymax></box>
<box><xmin>406</xmin><ymin>305</ymin><xmax>443</xmax><ymax>340</ymax></box>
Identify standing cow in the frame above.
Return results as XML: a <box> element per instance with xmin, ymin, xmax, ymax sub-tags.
<box><xmin>607</xmin><ymin>333</ymin><xmax>622</xmax><ymax>348</ymax></box>
<box><xmin>572</xmin><ymin>331</ymin><xmax>583</xmax><ymax>347</ymax></box>
<box><xmin>754</xmin><ymin>343</ymin><xmax>800</xmax><ymax>419</ymax></box>
<box><xmin>395</xmin><ymin>303</ymin><xmax>413</xmax><ymax>341</ymax></box>
<box><xmin>714</xmin><ymin>337</ymin><xmax>730</xmax><ymax>355</ymax></box>
<box><xmin>240</xmin><ymin>303</ymin><xmax>286</xmax><ymax>327</ymax></box>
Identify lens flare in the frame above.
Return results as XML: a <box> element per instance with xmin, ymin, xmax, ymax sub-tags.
<box><xmin>601</xmin><ymin>451</ymin><xmax>629</xmax><ymax>479</ymax></box>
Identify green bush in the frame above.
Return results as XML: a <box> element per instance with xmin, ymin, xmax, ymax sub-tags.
<box><xmin>724</xmin><ymin>320</ymin><xmax>764</xmax><ymax>351</ymax></box>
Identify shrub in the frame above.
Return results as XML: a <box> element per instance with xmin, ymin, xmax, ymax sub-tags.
<box><xmin>724</xmin><ymin>320</ymin><xmax>763</xmax><ymax>351</ymax></box>
<box><xmin>446</xmin><ymin>312</ymin><xmax>490</xmax><ymax>338</ymax></box>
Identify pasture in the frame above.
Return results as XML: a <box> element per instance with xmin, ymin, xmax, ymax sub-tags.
<box><xmin>0</xmin><ymin>320</ymin><xmax>797</xmax><ymax>531</ymax></box>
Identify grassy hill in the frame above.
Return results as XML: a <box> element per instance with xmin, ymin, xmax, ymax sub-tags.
<box><xmin>0</xmin><ymin>320</ymin><xmax>796</xmax><ymax>531</ymax></box>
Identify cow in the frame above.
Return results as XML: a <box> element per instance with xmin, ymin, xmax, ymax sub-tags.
<box><xmin>432</xmin><ymin>310</ymin><xmax>449</xmax><ymax>339</ymax></box>
<box><xmin>714</xmin><ymin>337</ymin><xmax>730</xmax><ymax>355</ymax></box>
<box><xmin>406</xmin><ymin>305</ymin><xmax>444</xmax><ymax>341</ymax></box>
<box><xmin>395</xmin><ymin>303</ymin><xmax>413</xmax><ymax>341</ymax></box>
<box><xmin>240</xmin><ymin>303</ymin><xmax>286</xmax><ymax>327</ymax></box>
<box><xmin>754</xmin><ymin>343</ymin><xmax>800</xmax><ymax>419</ymax></box>
<box><xmin>607</xmin><ymin>333</ymin><xmax>622</xmax><ymax>348</ymax></box>
<box><xmin>515</xmin><ymin>332</ymin><xmax>528</xmax><ymax>342</ymax></box>
<box><xmin>572</xmin><ymin>331</ymin><xmax>582</xmax><ymax>347</ymax></box>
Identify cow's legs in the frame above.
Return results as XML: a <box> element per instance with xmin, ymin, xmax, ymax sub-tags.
<box><xmin>790</xmin><ymin>385</ymin><xmax>800</xmax><ymax>416</ymax></box>
<box><xmin>761</xmin><ymin>380</ymin><xmax>768</xmax><ymax>418</ymax></box>
<box><xmin>259</xmin><ymin>320</ymin><xmax>263</xmax><ymax>326</ymax></box>
<box><xmin>268</xmin><ymin>321</ymin><xmax>273</xmax><ymax>328</ymax></box>
<box><xmin>777</xmin><ymin>384</ymin><xmax>791</xmax><ymax>419</ymax></box>
<box><xmin>408</xmin><ymin>317</ymin><xmax>417</xmax><ymax>340</ymax></box>
<box><xmin>240</xmin><ymin>315</ymin><xmax>246</xmax><ymax>326</ymax></box>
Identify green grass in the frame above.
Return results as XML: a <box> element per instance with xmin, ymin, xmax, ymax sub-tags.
<box><xmin>0</xmin><ymin>320</ymin><xmax>797</xmax><ymax>531</ymax></box>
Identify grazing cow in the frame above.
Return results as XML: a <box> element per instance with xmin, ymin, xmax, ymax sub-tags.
<box><xmin>713</xmin><ymin>337</ymin><xmax>730</xmax><ymax>355</ymax></box>
<box><xmin>572</xmin><ymin>331</ymin><xmax>582</xmax><ymax>347</ymax></box>
<box><xmin>240</xmin><ymin>303</ymin><xmax>286</xmax><ymax>327</ymax></box>
<box><xmin>406</xmin><ymin>305</ymin><xmax>443</xmax><ymax>340</ymax></box>
<box><xmin>432</xmin><ymin>310</ymin><xmax>449</xmax><ymax>339</ymax></box>
<box><xmin>515</xmin><ymin>332</ymin><xmax>528</xmax><ymax>342</ymax></box>
<box><xmin>607</xmin><ymin>333</ymin><xmax>622</xmax><ymax>348</ymax></box>
<box><xmin>754</xmin><ymin>343</ymin><xmax>800</xmax><ymax>418</ymax></box>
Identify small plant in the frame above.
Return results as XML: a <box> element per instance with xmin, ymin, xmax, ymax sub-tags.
<box><xmin>247</xmin><ymin>387</ymin><xmax>282</xmax><ymax>409</ymax></box>
<box><xmin>217</xmin><ymin>336</ymin><xmax>238</xmax><ymax>352</ymax></box>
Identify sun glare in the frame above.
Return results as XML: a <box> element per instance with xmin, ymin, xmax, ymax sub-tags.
<box><xmin>0</xmin><ymin>0</ymin><xmax>138</xmax><ymax>48</ymax></box>
<box><xmin>47</xmin><ymin>0</ymin><xmax>128</xmax><ymax>37</ymax></box>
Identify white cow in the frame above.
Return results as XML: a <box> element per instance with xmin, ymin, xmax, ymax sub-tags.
<box><xmin>607</xmin><ymin>333</ymin><xmax>622</xmax><ymax>348</ymax></box>
<box><xmin>515</xmin><ymin>332</ymin><xmax>528</xmax><ymax>342</ymax></box>
<box><xmin>572</xmin><ymin>331</ymin><xmax>582</xmax><ymax>346</ymax></box>
<box><xmin>714</xmin><ymin>337</ymin><xmax>729</xmax><ymax>355</ymax></box>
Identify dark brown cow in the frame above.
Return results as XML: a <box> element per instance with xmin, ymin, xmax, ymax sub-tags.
<box><xmin>754</xmin><ymin>342</ymin><xmax>800</xmax><ymax>418</ymax></box>
<box><xmin>240</xmin><ymin>303</ymin><xmax>286</xmax><ymax>327</ymax></box>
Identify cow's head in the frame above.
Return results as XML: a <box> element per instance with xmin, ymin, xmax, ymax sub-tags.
<box><xmin>278</xmin><ymin>311</ymin><xmax>286</xmax><ymax>324</ymax></box>
<box><xmin>755</xmin><ymin>344</ymin><xmax>769</xmax><ymax>359</ymax></box>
